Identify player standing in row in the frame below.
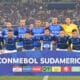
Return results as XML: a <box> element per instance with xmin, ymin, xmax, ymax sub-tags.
<box><xmin>31</xmin><ymin>19</ymin><xmax>44</xmax><ymax>50</ymax></box>
<box><xmin>31</xmin><ymin>19</ymin><xmax>44</xmax><ymax>37</ymax></box>
<box><xmin>15</xmin><ymin>19</ymin><xmax>29</xmax><ymax>50</ymax></box>
<box><xmin>49</xmin><ymin>17</ymin><xmax>62</xmax><ymax>36</ymax></box>
<box><xmin>61</xmin><ymin>17</ymin><xmax>79</xmax><ymax>37</ymax></box>
<box><xmin>2</xmin><ymin>22</ymin><xmax>14</xmax><ymax>37</ymax></box>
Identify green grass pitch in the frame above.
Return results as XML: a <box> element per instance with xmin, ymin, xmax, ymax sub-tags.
<box><xmin>0</xmin><ymin>76</ymin><xmax>80</xmax><ymax>80</ymax></box>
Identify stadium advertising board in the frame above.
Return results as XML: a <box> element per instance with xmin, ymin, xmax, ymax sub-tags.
<box><xmin>0</xmin><ymin>50</ymin><xmax>80</xmax><ymax>76</ymax></box>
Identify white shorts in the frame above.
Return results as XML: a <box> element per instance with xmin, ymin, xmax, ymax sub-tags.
<box><xmin>4</xmin><ymin>50</ymin><xmax>17</xmax><ymax>54</ymax></box>
<box><xmin>72</xmin><ymin>50</ymin><xmax>80</xmax><ymax>53</ymax></box>
<box><xmin>23</xmin><ymin>48</ymin><xmax>35</xmax><ymax>51</ymax></box>
<box><xmin>56</xmin><ymin>48</ymin><xmax>68</xmax><ymax>51</ymax></box>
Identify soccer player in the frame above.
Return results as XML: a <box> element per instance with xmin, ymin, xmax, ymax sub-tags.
<box><xmin>15</xmin><ymin>19</ymin><xmax>29</xmax><ymax>48</ymax></box>
<box><xmin>2</xmin><ymin>22</ymin><xmax>14</xmax><ymax>37</ymax></box>
<box><xmin>49</xmin><ymin>17</ymin><xmax>62</xmax><ymax>36</ymax></box>
<box><xmin>61</xmin><ymin>17</ymin><xmax>79</xmax><ymax>37</ymax></box>
<box><xmin>40</xmin><ymin>28</ymin><xmax>53</xmax><ymax>50</ymax></box>
<box><xmin>3</xmin><ymin>30</ymin><xmax>18</xmax><ymax>53</ymax></box>
<box><xmin>31</xmin><ymin>19</ymin><xmax>44</xmax><ymax>38</ymax></box>
<box><xmin>31</xmin><ymin>19</ymin><xmax>44</xmax><ymax>49</ymax></box>
<box><xmin>69</xmin><ymin>29</ymin><xmax>80</xmax><ymax>52</ymax></box>
<box><xmin>53</xmin><ymin>30</ymin><xmax>70</xmax><ymax>51</ymax></box>
<box><xmin>19</xmin><ymin>32</ymin><xmax>40</xmax><ymax>51</ymax></box>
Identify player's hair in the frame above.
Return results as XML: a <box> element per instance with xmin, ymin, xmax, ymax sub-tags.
<box><xmin>72</xmin><ymin>29</ymin><xmax>77</xmax><ymax>33</ymax></box>
<box><xmin>45</xmin><ymin>28</ymin><xmax>50</xmax><ymax>31</ymax></box>
<box><xmin>8</xmin><ymin>30</ymin><xmax>13</xmax><ymax>32</ymax></box>
<box><xmin>26</xmin><ymin>31</ymin><xmax>31</xmax><ymax>34</ymax></box>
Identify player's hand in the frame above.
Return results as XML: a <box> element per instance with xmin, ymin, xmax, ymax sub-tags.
<box><xmin>52</xmin><ymin>41</ymin><xmax>56</xmax><ymax>44</ymax></box>
<box><xmin>1</xmin><ymin>50</ymin><xmax>5</xmax><ymax>54</ymax></box>
<box><xmin>40</xmin><ymin>40</ymin><xmax>43</xmax><ymax>43</ymax></box>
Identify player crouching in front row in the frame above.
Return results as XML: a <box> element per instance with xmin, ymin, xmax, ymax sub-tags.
<box><xmin>53</xmin><ymin>29</ymin><xmax>70</xmax><ymax>51</ymax></box>
<box><xmin>69</xmin><ymin>29</ymin><xmax>80</xmax><ymax>52</ymax></box>
<box><xmin>3</xmin><ymin>30</ymin><xmax>18</xmax><ymax>53</ymax></box>
<box><xmin>19</xmin><ymin>31</ymin><xmax>41</xmax><ymax>51</ymax></box>
<box><xmin>40</xmin><ymin>28</ymin><xmax>53</xmax><ymax>50</ymax></box>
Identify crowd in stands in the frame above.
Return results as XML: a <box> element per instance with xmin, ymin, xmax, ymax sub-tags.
<box><xmin>0</xmin><ymin>1</ymin><xmax>80</xmax><ymax>26</ymax></box>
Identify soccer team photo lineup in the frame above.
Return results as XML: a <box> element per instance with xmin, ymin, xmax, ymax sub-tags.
<box><xmin>0</xmin><ymin>17</ymin><xmax>79</xmax><ymax>54</ymax></box>
<box><xmin>1</xmin><ymin>0</ymin><xmax>80</xmax><ymax>79</ymax></box>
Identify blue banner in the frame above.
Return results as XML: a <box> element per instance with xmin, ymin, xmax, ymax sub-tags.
<box><xmin>0</xmin><ymin>50</ymin><xmax>80</xmax><ymax>76</ymax></box>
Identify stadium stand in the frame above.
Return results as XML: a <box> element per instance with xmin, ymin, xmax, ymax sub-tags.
<box><xmin>0</xmin><ymin>0</ymin><xmax>80</xmax><ymax>27</ymax></box>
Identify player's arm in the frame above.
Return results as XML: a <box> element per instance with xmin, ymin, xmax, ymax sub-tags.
<box><xmin>16</xmin><ymin>37</ymin><xmax>23</xmax><ymax>49</ymax></box>
<box><xmin>68</xmin><ymin>37</ymin><xmax>72</xmax><ymax>51</ymax></box>
<box><xmin>52</xmin><ymin>36</ymin><xmax>57</xmax><ymax>44</ymax></box>
<box><xmin>14</xmin><ymin>28</ymin><xmax>18</xmax><ymax>36</ymax></box>
<box><xmin>39</xmin><ymin>36</ymin><xmax>43</xmax><ymax>43</ymax></box>
<box><xmin>1</xmin><ymin>37</ymin><xmax>6</xmax><ymax>54</ymax></box>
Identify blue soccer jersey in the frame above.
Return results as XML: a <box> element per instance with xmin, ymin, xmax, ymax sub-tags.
<box><xmin>31</xmin><ymin>27</ymin><xmax>44</xmax><ymax>39</ymax></box>
<box><xmin>31</xmin><ymin>27</ymin><xmax>44</xmax><ymax>35</ymax></box>
<box><xmin>4</xmin><ymin>36</ymin><xmax>18</xmax><ymax>50</ymax></box>
<box><xmin>15</xmin><ymin>27</ymin><xmax>29</xmax><ymax>47</ymax></box>
<box><xmin>31</xmin><ymin>27</ymin><xmax>44</xmax><ymax>47</ymax></box>
<box><xmin>49</xmin><ymin>24</ymin><xmax>62</xmax><ymax>36</ymax></box>
<box><xmin>41</xmin><ymin>35</ymin><xmax>53</xmax><ymax>42</ymax></box>
<box><xmin>40</xmin><ymin>35</ymin><xmax>53</xmax><ymax>50</ymax></box>
<box><xmin>22</xmin><ymin>38</ymin><xmax>34</xmax><ymax>50</ymax></box>
<box><xmin>2</xmin><ymin>28</ymin><xmax>14</xmax><ymax>37</ymax></box>
<box><xmin>69</xmin><ymin>37</ymin><xmax>80</xmax><ymax>50</ymax></box>
<box><xmin>19</xmin><ymin>37</ymin><xmax>40</xmax><ymax>50</ymax></box>
<box><xmin>53</xmin><ymin>36</ymin><xmax>69</xmax><ymax>49</ymax></box>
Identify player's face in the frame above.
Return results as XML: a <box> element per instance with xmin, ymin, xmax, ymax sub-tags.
<box><xmin>20</xmin><ymin>20</ymin><xmax>26</xmax><ymax>27</ymax></box>
<box><xmin>44</xmin><ymin>22</ymin><xmax>49</xmax><ymax>28</ymax></box>
<box><xmin>8</xmin><ymin>32</ymin><xmax>13</xmax><ymax>38</ymax></box>
<box><xmin>35</xmin><ymin>20</ymin><xmax>41</xmax><ymax>27</ymax></box>
<box><xmin>72</xmin><ymin>32</ymin><xmax>78</xmax><ymax>38</ymax></box>
<box><xmin>65</xmin><ymin>18</ymin><xmax>71</xmax><ymax>24</ymax></box>
<box><xmin>25</xmin><ymin>33</ymin><xmax>31</xmax><ymax>39</ymax></box>
<box><xmin>59</xmin><ymin>31</ymin><xmax>65</xmax><ymax>37</ymax></box>
<box><xmin>6</xmin><ymin>23</ymin><xmax>12</xmax><ymax>29</ymax></box>
<box><xmin>52</xmin><ymin>18</ymin><xmax>58</xmax><ymax>24</ymax></box>
<box><xmin>44</xmin><ymin>30</ymin><xmax>50</xmax><ymax>36</ymax></box>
